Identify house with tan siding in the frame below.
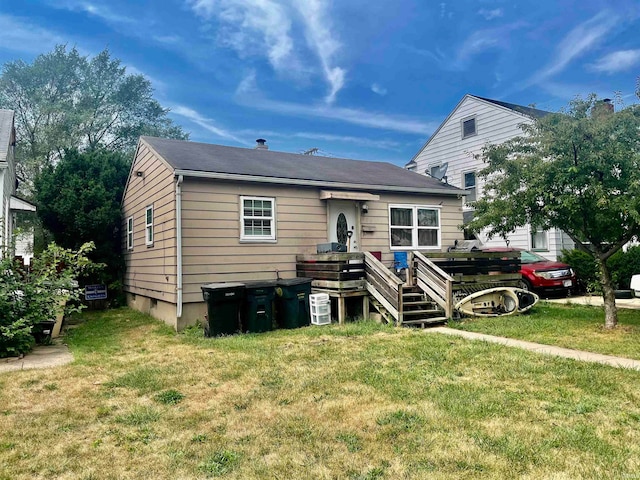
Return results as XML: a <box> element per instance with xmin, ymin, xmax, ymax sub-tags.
<box><xmin>406</xmin><ymin>94</ymin><xmax>574</xmax><ymax>260</ymax></box>
<box><xmin>0</xmin><ymin>109</ymin><xmax>36</xmax><ymax>260</ymax></box>
<box><xmin>122</xmin><ymin>136</ymin><xmax>464</xmax><ymax>330</ymax></box>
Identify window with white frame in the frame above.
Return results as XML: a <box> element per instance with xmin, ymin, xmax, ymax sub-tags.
<box><xmin>462</xmin><ymin>117</ymin><xmax>477</xmax><ymax>138</ymax></box>
<box><xmin>531</xmin><ymin>229</ymin><xmax>548</xmax><ymax>251</ymax></box>
<box><xmin>241</xmin><ymin>196</ymin><xmax>276</xmax><ymax>241</ymax></box>
<box><xmin>127</xmin><ymin>216</ymin><xmax>134</xmax><ymax>250</ymax></box>
<box><xmin>463</xmin><ymin>171</ymin><xmax>477</xmax><ymax>203</ymax></box>
<box><xmin>145</xmin><ymin>206</ymin><xmax>154</xmax><ymax>246</ymax></box>
<box><xmin>389</xmin><ymin>205</ymin><xmax>440</xmax><ymax>249</ymax></box>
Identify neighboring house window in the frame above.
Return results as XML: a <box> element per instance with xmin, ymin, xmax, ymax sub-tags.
<box><xmin>462</xmin><ymin>117</ymin><xmax>477</xmax><ymax>138</ymax></box>
<box><xmin>389</xmin><ymin>205</ymin><xmax>440</xmax><ymax>249</ymax></box>
<box><xmin>241</xmin><ymin>196</ymin><xmax>276</xmax><ymax>241</ymax></box>
<box><xmin>531</xmin><ymin>229</ymin><xmax>548</xmax><ymax>251</ymax></box>
<box><xmin>463</xmin><ymin>171</ymin><xmax>477</xmax><ymax>203</ymax></box>
<box><xmin>127</xmin><ymin>216</ymin><xmax>134</xmax><ymax>250</ymax></box>
<box><xmin>145</xmin><ymin>206</ymin><xmax>154</xmax><ymax>246</ymax></box>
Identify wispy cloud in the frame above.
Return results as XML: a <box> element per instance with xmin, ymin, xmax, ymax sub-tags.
<box><xmin>45</xmin><ymin>0</ymin><xmax>135</xmax><ymax>26</ymax></box>
<box><xmin>588</xmin><ymin>49</ymin><xmax>640</xmax><ymax>74</ymax></box>
<box><xmin>528</xmin><ymin>10</ymin><xmax>618</xmax><ymax>85</ymax></box>
<box><xmin>235</xmin><ymin>73</ymin><xmax>435</xmax><ymax>134</ymax></box>
<box><xmin>190</xmin><ymin>0</ymin><xmax>295</xmax><ymax>71</ymax></box>
<box><xmin>291</xmin><ymin>0</ymin><xmax>344</xmax><ymax>104</ymax></box>
<box><xmin>0</xmin><ymin>14</ymin><xmax>64</xmax><ymax>55</ymax></box>
<box><xmin>478</xmin><ymin>8</ymin><xmax>503</xmax><ymax>20</ymax></box>
<box><xmin>187</xmin><ymin>0</ymin><xmax>345</xmax><ymax>103</ymax></box>
<box><xmin>371</xmin><ymin>83</ymin><xmax>387</xmax><ymax>96</ymax></box>
<box><xmin>452</xmin><ymin>22</ymin><xmax>526</xmax><ymax>70</ymax></box>
<box><xmin>170</xmin><ymin>104</ymin><xmax>247</xmax><ymax>144</ymax></box>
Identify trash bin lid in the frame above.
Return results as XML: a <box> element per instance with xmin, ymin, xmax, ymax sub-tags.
<box><xmin>277</xmin><ymin>277</ymin><xmax>313</xmax><ymax>286</ymax></box>
<box><xmin>201</xmin><ymin>282</ymin><xmax>246</xmax><ymax>291</ymax></box>
<box><xmin>244</xmin><ymin>280</ymin><xmax>278</xmax><ymax>289</ymax></box>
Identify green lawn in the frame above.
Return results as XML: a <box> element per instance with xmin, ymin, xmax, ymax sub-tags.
<box><xmin>0</xmin><ymin>307</ymin><xmax>639</xmax><ymax>479</ymax></box>
<box><xmin>448</xmin><ymin>301</ymin><xmax>640</xmax><ymax>360</ymax></box>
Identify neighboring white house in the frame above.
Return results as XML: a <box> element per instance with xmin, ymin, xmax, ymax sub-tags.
<box><xmin>406</xmin><ymin>94</ymin><xmax>574</xmax><ymax>260</ymax></box>
<box><xmin>0</xmin><ymin>109</ymin><xmax>36</xmax><ymax>262</ymax></box>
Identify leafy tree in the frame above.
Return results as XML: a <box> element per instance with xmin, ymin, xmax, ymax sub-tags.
<box><xmin>468</xmin><ymin>95</ymin><xmax>640</xmax><ymax>329</ymax></box>
<box><xmin>0</xmin><ymin>44</ymin><xmax>187</xmax><ymax>193</ymax></box>
<box><xmin>35</xmin><ymin>149</ymin><xmax>130</xmax><ymax>293</ymax></box>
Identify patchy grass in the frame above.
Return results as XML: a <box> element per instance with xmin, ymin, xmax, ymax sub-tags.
<box><xmin>0</xmin><ymin>307</ymin><xmax>639</xmax><ymax>479</ymax></box>
<box><xmin>449</xmin><ymin>302</ymin><xmax>640</xmax><ymax>359</ymax></box>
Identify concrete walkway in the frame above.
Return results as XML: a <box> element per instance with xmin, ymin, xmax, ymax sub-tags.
<box><xmin>0</xmin><ymin>343</ymin><xmax>73</xmax><ymax>374</ymax></box>
<box><xmin>546</xmin><ymin>295</ymin><xmax>640</xmax><ymax>310</ymax></box>
<box><xmin>428</xmin><ymin>327</ymin><xmax>640</xmax><ymax>371</ymax></box>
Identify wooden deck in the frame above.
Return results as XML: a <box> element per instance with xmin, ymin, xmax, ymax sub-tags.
<box><xmin>296</xmin><ymin>250</ymin><xmax>522</xmax><ymax>326</ymax></box>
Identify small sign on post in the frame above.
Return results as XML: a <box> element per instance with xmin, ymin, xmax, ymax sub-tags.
<box><xmin>85</xmin><ymin>284</ymin><xmax>108</xmax><ymax>301</ymax></box>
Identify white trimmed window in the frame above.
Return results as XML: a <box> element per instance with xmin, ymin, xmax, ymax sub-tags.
<box><xmin>462</xmin><ymin>116</ymin><xmax>477</xmax><ymax>139</ymax></box>
<box><xmin>145</xmin><ymin>206</ymin><xmax>154</xmax><ymax>246</ymax></box>
<box><xmin>241</xmin><ymin>196</ymin><xmax>276</xmax><ymax>241</ymax></box>
<box><xmin>463</xmin><ymin>171</ymin><xmax>477</xmax><ymax>203</ymax></box>
<box><xmin>531</xmin><ymin>229</ymin><xmax>548</xmax><ymax>251</ymax></box>
<box><xmin>127</xmin><ymin>216</ymin><xmax>134</xmax><ymax>250</ymax></box>
<box><xmin>389</xmin><ymin>205</ymin><xmax>441</xmax><ymax>249</ymax></box>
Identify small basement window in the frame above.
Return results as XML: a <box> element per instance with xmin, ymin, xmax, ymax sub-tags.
<box><xmin>241</xmin><ymin>196</ymin><xmax>276</xmax><ymax>242</ymax></box>
<box><xmin>462</xmin><ymin>117</ymin><xmax>477</xmax><ymax>139</ymax></box>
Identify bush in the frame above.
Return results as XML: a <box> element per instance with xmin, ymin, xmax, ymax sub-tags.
<box><xmin>561</xmin><ymin>245</ymin><xmax>640</xmax><ymax>294</ymax></box>
<box><xmin>560</xmin><ymin>249</ymin><xmax>599</xmax><ymax>294</ymax></box>
<box><xmin>0</xmin><ymin>242</ymin><xmax>101</xmax><ymax>358</ymax></box>
<box><xmin>607</xmin><ymin>245</ymin><xmax>640</xmax><ymax>290</ymax></box>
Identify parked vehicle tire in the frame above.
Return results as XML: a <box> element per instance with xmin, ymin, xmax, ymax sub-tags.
<box><xmin>517</xmin><ymin>279</ymin><xmax>532</xmax><ymax>291</ymax></box>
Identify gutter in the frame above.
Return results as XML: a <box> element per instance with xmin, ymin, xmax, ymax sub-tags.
<box><xmin>175</xmin><ymin>174</ymin><xmax>184</xmax><ymax>320</ymax></box>
<box><xmin>173</xmin><ymin>169</ymin><xmax>463</xmax><ymax>197</ymax></box>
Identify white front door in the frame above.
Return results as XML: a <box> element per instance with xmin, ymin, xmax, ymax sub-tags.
<box><xmin>328</xmin><ymin>201</ymin><xmax>359</xmax><ymax>252</ymax></box>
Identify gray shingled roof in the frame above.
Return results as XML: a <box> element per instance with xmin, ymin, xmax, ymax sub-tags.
<box><xmin>0</xmin><ymin>109</ymin><xmax>14</xmax><ymax>164</ymax></box>
<box><xmin>143</xmin><ymin>136</ymin><xmax>462</xmax><ymax>194</ymax></box>
<box><xmin>471</xmin><ymin>95</ymin><xmax>551</xmax><ymax>119</ymax></box>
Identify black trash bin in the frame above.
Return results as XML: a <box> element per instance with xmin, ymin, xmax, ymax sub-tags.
<box><xmin>242</xmin><ymin>280</ymin><xmax>276</xmax><ymax>333</ymax></box>
<box><xmin>275</xmin><ymin>277</ymin><xmax>313</xmax><ymax>329</ymax></box>
<box><xmin>201</xmin><ymin>282</ymin><xmax>245</xmax><ymax>337</ymax></box>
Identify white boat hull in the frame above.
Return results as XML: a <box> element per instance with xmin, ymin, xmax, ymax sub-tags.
<box><xmin>455</xmin><ymin>287</ymin><xmax>519</xmax><ymax>317</ymax></box>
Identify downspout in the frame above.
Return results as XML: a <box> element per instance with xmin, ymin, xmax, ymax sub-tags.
<box><xmin>176</xmin><ymin>175</ymin><xmax>184</xmax><ymax>320</ymax></box>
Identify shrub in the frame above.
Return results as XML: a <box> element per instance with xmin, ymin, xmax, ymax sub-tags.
<box><xmin>607</xmin><ymin>245</ymin><xmax>640</xmax><ymax>290</ymax></box>
<box><xmin>0</xmin><ymin>242</ymin><xmax>101</xmax><ymax>358</ymax></box>
<box><xmin>560</xmin><ymin>249</ymin><xmax>599</xmax><ymax>294</ymax></box>
<box><xmin>561</xmin><ymin>245</ymin><xmax>640</xmax><ymax>294</ymax></box>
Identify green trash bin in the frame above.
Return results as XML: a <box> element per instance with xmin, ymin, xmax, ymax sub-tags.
<box><xmin>242</xmin><ymin>280</ymin><xmax>276</xmax><ymax>333</ymax></box>
<box><xmin>201</xmin><ymin>282</ymin><xmax>245</xmax><ymax>337</ymax></box>
<box><xmin>275</xmin><ymin>277</ymin><xmax>312</xmax><ymax>329</ymax></box>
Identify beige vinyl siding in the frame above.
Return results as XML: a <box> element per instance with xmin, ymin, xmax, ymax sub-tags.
<box><xmin>122</xmin><ymin>142</ymin><xmax>177</xmax><ymax>303</ymax></box>
<box><xmin>181</xmin><ymin>179</ymin><xmax>328</xmax><ymax>303</ymax></box>
<box><xmin>181</xmin><ymin>179</ymin><xmax>463</xmax><ymax>303</ymax></box>
<box><xmin>359</xmin><ymin>193</ymin><xmax>462</xmax><ymax>266</ymax></box>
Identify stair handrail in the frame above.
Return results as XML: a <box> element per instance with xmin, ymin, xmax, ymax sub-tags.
<box><xmin>413</xmin><ymin>251</ymin><xmax>454</xmax><ymax>319</ymax></box>
<box><xmin>363</xmin><ymin>251</ymin><xmax>404</xmax><ymax>324</ymax></box>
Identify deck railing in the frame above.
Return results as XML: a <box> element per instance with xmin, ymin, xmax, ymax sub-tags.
<box><xmin>413</xmin><ymin>251</ymin><xmax>455</xmax><ymax>319</ymax></box>
<box><xmin>363</xmin><ymin>251</ymin><xmax>404</xmax><ymax>324</ymax></box>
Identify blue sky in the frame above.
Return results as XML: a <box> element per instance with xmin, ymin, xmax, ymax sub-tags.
<box><xmin>0</xmin><ymin>0</ymin><xmax>638</xmax><ymax>166</ymax></box>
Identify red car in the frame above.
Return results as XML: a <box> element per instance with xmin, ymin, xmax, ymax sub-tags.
<box><xmin>483</xmin><ymin>248</ymin><xmax>576</xmax><ymax>296</ymax></box>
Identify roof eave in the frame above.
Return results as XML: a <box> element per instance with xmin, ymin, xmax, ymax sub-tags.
<box><xmin>174</xmin><ymin>169</ymin><xmax>463</xmax><ymax>196</ymax></box>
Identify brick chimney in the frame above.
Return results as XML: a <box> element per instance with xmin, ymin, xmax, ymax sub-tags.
<box><xmin>255</xmin><ymin>138</ymin><xmax>268</xmax><ymax>150</ymax></box>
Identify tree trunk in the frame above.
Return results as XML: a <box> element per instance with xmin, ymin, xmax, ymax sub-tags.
<box><xmin>597</xmin><ymin>258</ymin><xmax>618</xmax><ymax>329</ymax></box>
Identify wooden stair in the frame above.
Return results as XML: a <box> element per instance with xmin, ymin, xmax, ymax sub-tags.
<box><xmin>400</xmin><ymin>286</ymin><xmax>448</xmax><ymax>327</ymax></box>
